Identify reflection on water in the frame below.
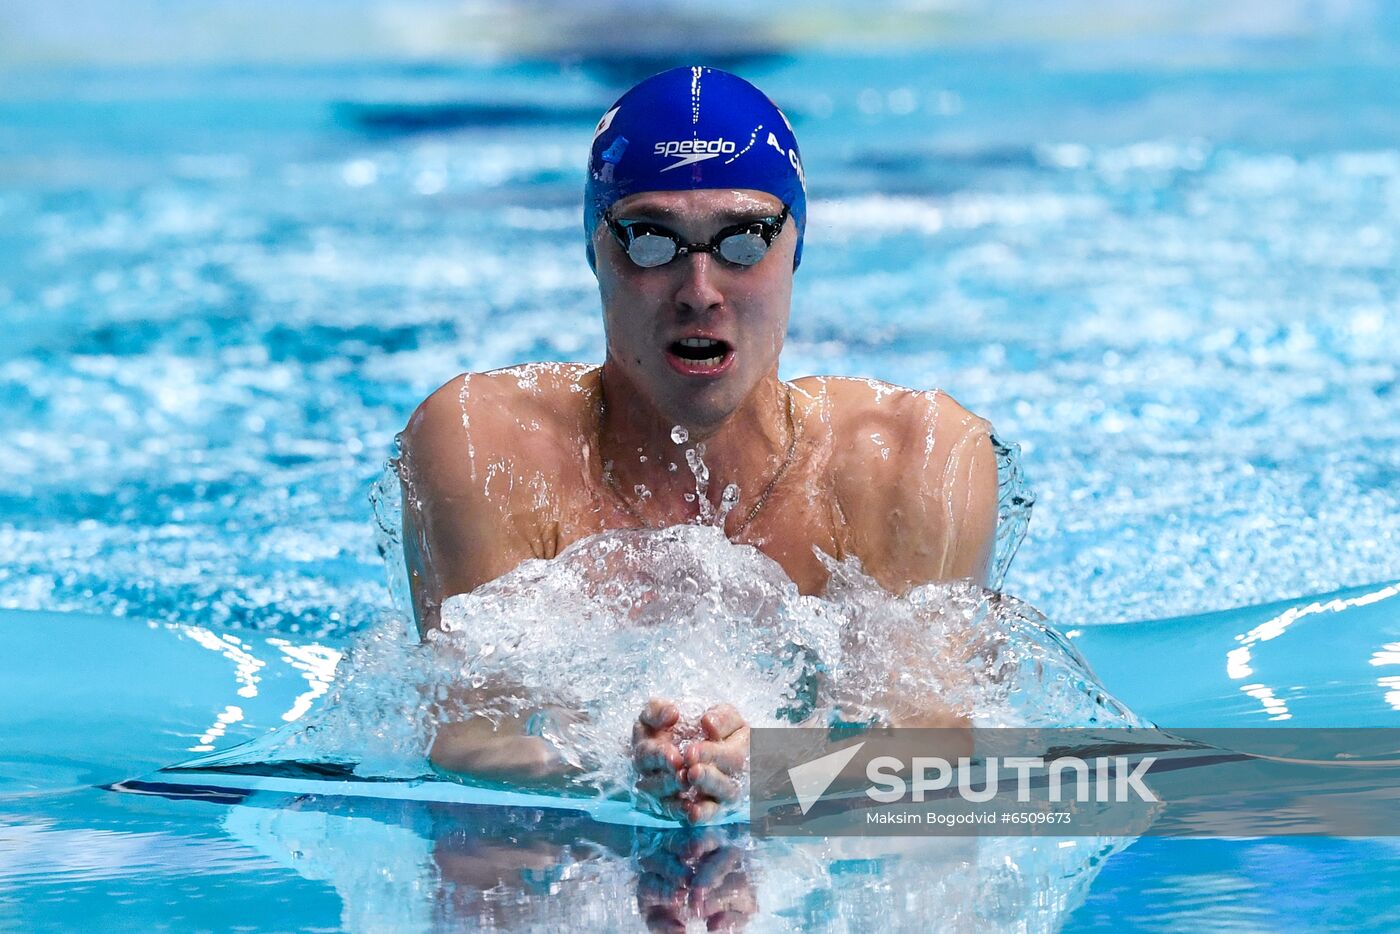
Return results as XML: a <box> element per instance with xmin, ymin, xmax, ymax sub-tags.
<box><xmin>214</xmin><ymin>788</ymin><xmax>1127</xmax><ymax>932</ymax></box>
<box><xmin>0</xmin><ymin>813</ymin><xmax>276</xmax><ymax>885</ymax></box>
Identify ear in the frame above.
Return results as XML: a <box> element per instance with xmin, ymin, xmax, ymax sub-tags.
<box><xmin>586</xmin><ymin>240</ymin><xmax>598</xmax><ymax>275</ymax></box>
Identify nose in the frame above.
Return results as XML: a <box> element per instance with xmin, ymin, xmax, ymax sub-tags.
<box><xmin>671</xmin><ymin>251</ymin><xmax>724</xmax><ymax>315</ymax></box>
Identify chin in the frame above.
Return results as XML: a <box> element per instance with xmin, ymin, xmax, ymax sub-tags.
<box><xmin>656</xmin><ymin>379</ymin><xmax>745</xmax><ymax>432</ymax></box>
<box><xmin>663</xmin><ymin>397</ymin><xmax>731</xmax><ymax>433</ymax></box>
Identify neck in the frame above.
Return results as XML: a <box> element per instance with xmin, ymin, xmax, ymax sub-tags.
<box><xmin>596</xmin><ymin>361</ymin><xmax>791</xmax><ymax>525</ymax></box>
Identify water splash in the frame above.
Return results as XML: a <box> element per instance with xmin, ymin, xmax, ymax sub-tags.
<box><xmin>683</xmin><ymin>445</ymin><xmax>714</xmax><ymax>523</ymax></box>
<box><xmin>368</xmin><ymin>410</ymin><xmax>1037</xmax><ymax>660</ymax></box>
<box><xmin>991</xmin><ymin>432</ymin><xmax>1034</xmax><ymax>591</ymax></box>
<box><xmin>370</xmin><ymin>443</ymin><xmax>411</xmax><ymax>616</ymax></box>
<box><xmin>225</xmin><ymin>524</ymin><xmax>1139</xmax><ymax>807</ymax></box>
<box><xmin>718</xmin><ymin>482</ymin><xmax>741</xmax><ymax>524</ymax></box>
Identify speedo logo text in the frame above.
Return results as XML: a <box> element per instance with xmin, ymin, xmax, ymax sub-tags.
<box><xmin>655</xmin><ymin>138</ymin><xmax>737</xmax><ymax>171</ymax></box>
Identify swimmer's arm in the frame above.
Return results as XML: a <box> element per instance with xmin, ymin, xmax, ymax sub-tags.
<box><xmin>424</xmin><ymin>677</ymin><xmax>588</xmax><ymax>789</ymax></box>
<box><xmin>868</xmin><ymin>399</ymin><xmax>997</xmax><ymax>728</ymax></box>
<box><xmin>932</xmin><ymin>419</ymin><xmax>998</xmax><ymax>586</ymax></box>
<box><xmin>886</xmin><ymin>419</ymin><xmax>992</xmax><ymax>728</ymax></box>
<box><xmin>429</xmin><ymin>707</ymin><xmax>585</xmax><ymax>789</ymax></box>
<box><xmin>868</xmin><ymin>398</ymin><xmax>999</xmax><ymax>593</ymax></box>
<box><xmin>400</xmin><ymin>378</ymin><xmax>586</xmax><ymax>781</ymax></box>
<box><xmin>398</xmin><ymin>376</ymin><xmax>533</xmax><ymax>635</ymax></box>
<box><xmin>879</xmin><ymin>642</ymin><xmax>976</xmax><ymax>731</ymax></box>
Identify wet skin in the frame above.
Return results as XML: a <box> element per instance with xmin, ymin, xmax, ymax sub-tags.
<box><xmin>402</xmin><ymin>188</ymin><xmax>1000</xmax><ymax>822</ymax></box>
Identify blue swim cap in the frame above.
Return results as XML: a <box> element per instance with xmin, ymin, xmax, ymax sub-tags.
<box><xmin>585</xmin><ymin>66</ymin><xmax>807</xmax><ymax>272</ymax></box>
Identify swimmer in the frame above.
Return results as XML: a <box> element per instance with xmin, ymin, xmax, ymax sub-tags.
<box><xmin>401</xmin><ymin>67</ymin><xmax>997</xmax><ymax>823</ymax></box>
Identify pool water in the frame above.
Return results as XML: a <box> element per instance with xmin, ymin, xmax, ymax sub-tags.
<box><xmin>3</xmin><ymin>1</ymin><xmax>1400</xmax><ymax>930</ymax></box>
<box><xmin>5</xmin><ymin>582</ymin><xmax>1400</xmax><ymax>931</ymax></box>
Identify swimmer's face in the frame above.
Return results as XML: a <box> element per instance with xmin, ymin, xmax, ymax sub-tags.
<box><xmin>592</xmin><ymin>188</ymin><xmax>795</xmax><ymax>431</ymax></box>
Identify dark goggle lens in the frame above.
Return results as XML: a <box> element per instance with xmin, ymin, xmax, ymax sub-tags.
<box><xmin>611</xmin><ymin>206</ymin><xmax>787</xmax><ymax>268</ymax></box>
<box><xmin>716</xmin><ymin>231</ymin><xmax>769</xmax><ymax>266</ymax></box>
<box><xmin>625</xmin><ymin>233</ymin><xmax>679</xmax><ymax>268</ymax></box>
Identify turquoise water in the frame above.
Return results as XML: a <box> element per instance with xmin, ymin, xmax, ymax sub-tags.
<box><xmin>4</xmin><ymin>2</ymin><xmax>1400</xmax><ymax>929</ymax></box>
<box><xmin>5</xmin><ymin>584</ymin><xmax>1400</xmax><ymax>930</ymax></box>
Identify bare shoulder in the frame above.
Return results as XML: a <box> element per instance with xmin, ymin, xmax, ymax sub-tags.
<box><xmin>408</xmin><ymin>362</ymin><xmax>597</xmax><ymax>437</ymax></box>
<box><xmin>792</xmin><ymin>375</ymin><xmax>998</xmax><ymax>587</ymax></box>
<box><xmin>790</xmin><ymin>375</ymin><xmax>992</xmax><ymax>470</ymax></box>
<box><xmin>397</xmin><ymin>363</ymin><xmax>597</xmax><ymax>625</ymax></box>
<box><xmin>402</xmin><ymin>363</ymin><xmax>598</xmax><ymax>492</ymax></box>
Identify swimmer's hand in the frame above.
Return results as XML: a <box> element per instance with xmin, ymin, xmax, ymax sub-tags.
<box><xmin>429</xmin><ymin>708</ymin><xmax>583</xmax><ymax>789</ymax></box>
<box><xmin>632</xmin><ymin>699</ymin><xmax>749</xmax><ymax>824</ymax></box>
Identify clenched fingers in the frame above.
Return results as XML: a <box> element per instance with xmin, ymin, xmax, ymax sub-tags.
<box><xmin>685</xmin><ymin>763</ymin><xmax>741</xmax><ymax>803</ymax></box>
<box><xmin>640</xmin><ymin>698</ymin><xmax>680</xmax><ymax>732</ymax></box>
<box><xmin>635</xmin><ymin>767</ymin><xmax>686</xmax><ymax>801</ymax></box>
<box><xmin>634</xmin><ymin>737</ymin><xmax>683</xmax><ymax>774</ymax></box>
<box><xmin>700</xmin><ymin>703</ymin><xmax>745</xmax><ymax>741</ymax></box>
<box><xmin>633</xmin><ymin>700</ymin><xmax>684</xmax><ymax>774</ymax></box>
<box><xmin>682</xmin><ymin>729</ymin><xmax>749</xmax><ymax>776</ymax></box>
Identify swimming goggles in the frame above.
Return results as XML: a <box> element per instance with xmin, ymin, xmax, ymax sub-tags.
<box><xmin>604</xmin><ymin>204</ymin><xmax>790</xmax><ymax>268</ymax></box>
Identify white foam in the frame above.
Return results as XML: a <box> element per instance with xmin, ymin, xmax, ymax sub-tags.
<box><xmin>256</xmin><ymin>524</ymin><xmax>1139</xmax><ymax>804</ymax></box>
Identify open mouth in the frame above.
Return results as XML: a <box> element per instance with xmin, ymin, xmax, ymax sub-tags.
<box><xmin>666</xmin><ymin>337</ymin><xmax>734</xmax><ymax>375</ymax></box>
